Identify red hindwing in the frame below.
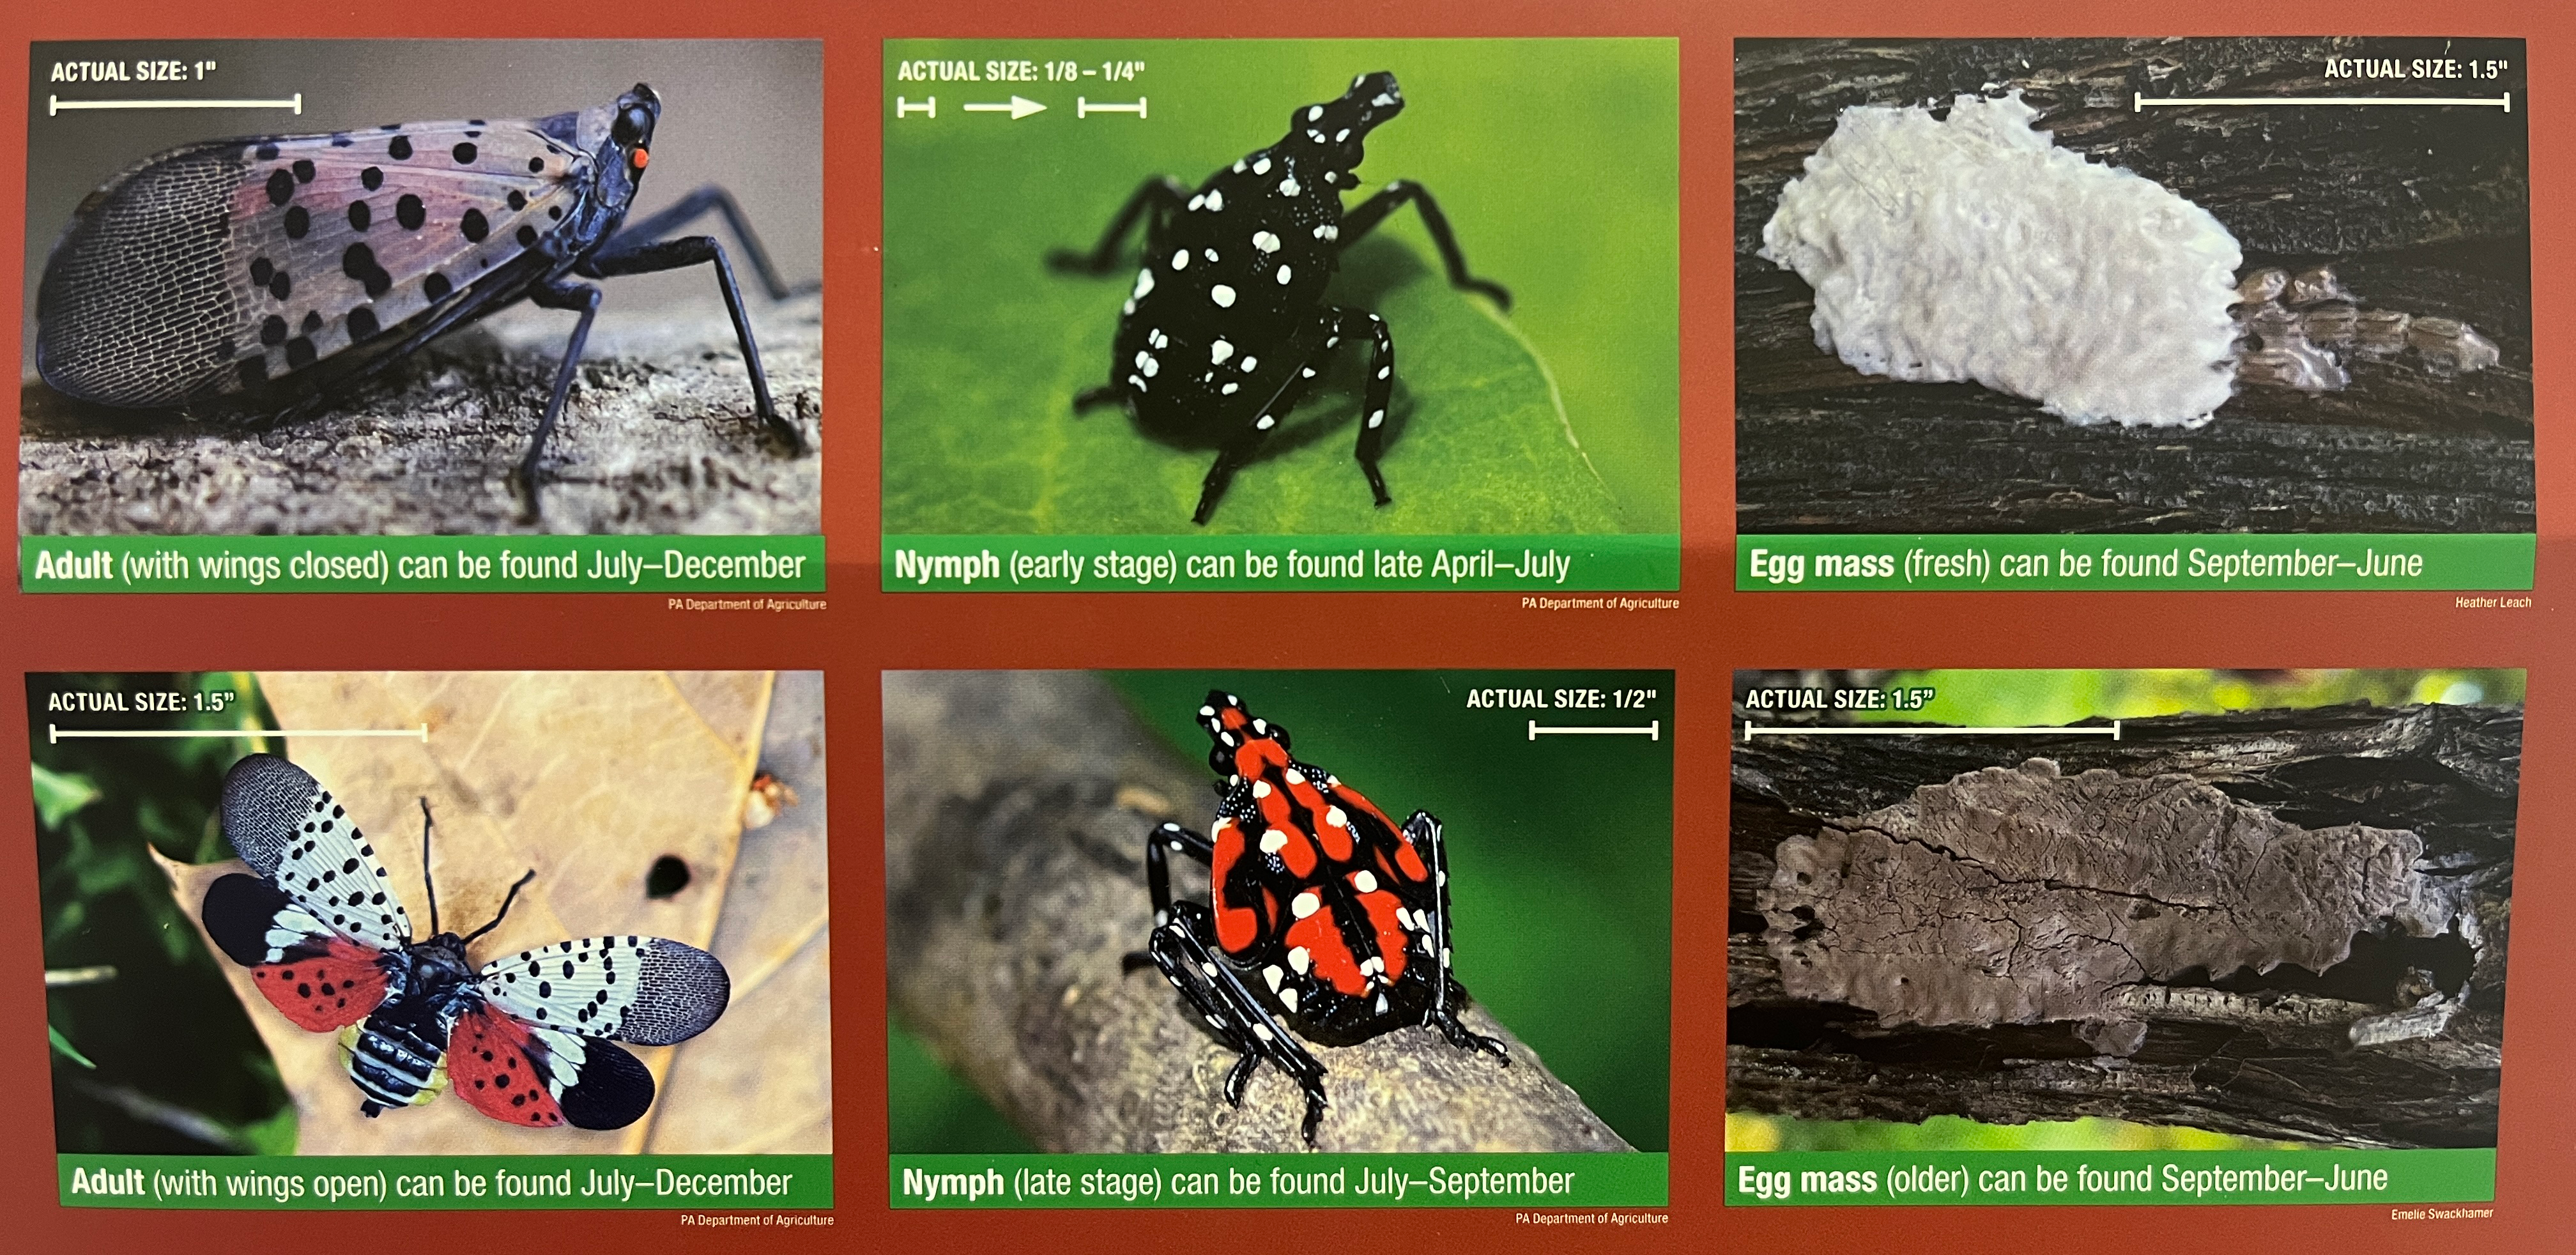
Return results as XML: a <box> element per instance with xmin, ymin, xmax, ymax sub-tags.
<box><xmin>247</xmin><ymin>937</ymin><xmax>390</xmax><ymax>1031</ymax></box>
<box><xmin>448</xmin><ymin>1003</ymin><xmax>570</xmax><ymax>1128</ymax></box>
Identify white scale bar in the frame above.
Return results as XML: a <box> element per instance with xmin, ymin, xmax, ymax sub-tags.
<box><xmin>1078</xmin><ymin>96</ymin><xmax>1148</xmax><ymax>119</ymax></box>
<box><xmin>1529</xmin><ymin>720</ymin><xmax>1659</xmax><ymax>741</ymax></box>
<box><xmin>2136</xmin><ymin>91</ymin><xmax>2508</xmax><ymax>112</ymax></box>
<box><xmin>1745</xmin><ymin>720</ymin><xmax>2121</xmax><ymax>741</ymax></box>
<box><xmin>51</xmin><ymin>93</ymin><xmax>303</xmax><ymax>116</ymax></box>
<box><xmin>895</xmin><ymin>95</ymin><xmax>935</xmax><ymax>119</ymax></box>
<box><xmin>49</xmin><ymin>723</ymin><xmax>426</xmax><ymax>744</ymax></box>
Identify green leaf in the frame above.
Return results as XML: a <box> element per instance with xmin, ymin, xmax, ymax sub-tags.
<box><xmin>234</xmin><ymin>1105</ymin><xmax>300</xmax><ymax>1157</ymax></box>
<box><xmin>883</xmin><ymin>39</ymin><xmax>1678</xmax><ymax>536</ymax></box>
<box><xmin>29</xmin><ymin>764</ymin><xmax>102</xmax><ymax>830</ymax></box>
<box><xmin>48</xmin><ymin>1024</ymin><xmax>95</xmax><ymax>1070</ymax></box>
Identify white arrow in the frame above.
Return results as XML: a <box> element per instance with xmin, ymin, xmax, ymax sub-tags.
<box><xmin>963</xmin><ymin>95</ymin><xmax>1047</xmax><ymax>120</ymax></box>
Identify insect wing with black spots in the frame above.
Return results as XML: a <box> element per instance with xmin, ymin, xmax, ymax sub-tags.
<box><xmin>38</xmin><ymin>113</ymin><xmax>601</xmax><ymax>409</ymax></box>
<box><xmin>200</xmin><ymin>753</ymin><xmax>413</xmax><ymax>1030</ymax></box>
<box><xmin>447</xmin><ymin>934</ymin><xmax>732</xmax><ymax>1129</ymax></box>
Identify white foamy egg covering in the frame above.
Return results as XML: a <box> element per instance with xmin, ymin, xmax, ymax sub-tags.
<box><xmin>1760</xmin><ymin>93</ymin><xmax>2243</xmax><ymax>427</ymax></box>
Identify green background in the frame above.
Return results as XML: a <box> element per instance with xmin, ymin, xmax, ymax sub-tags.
<box><xmin>891</xmin><ymin>670</ymin><xmax>1674</xmax><ymax>1153</ymax></box>
<box><xmin>883</xmin><ymin>40</ymin><xmax>1679</xmax><ymax>536</ymax></box>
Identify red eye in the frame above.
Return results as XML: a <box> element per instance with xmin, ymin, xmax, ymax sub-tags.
<box><xmin>631</xmin><ymin>148</ymin><xmax>649</xmax><ymax>171</ymax></box>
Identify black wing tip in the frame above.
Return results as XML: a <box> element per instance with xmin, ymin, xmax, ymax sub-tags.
<box><xmin>558</xmin><ymin>1040</ymin><xmax>656</xmax><ymax>1130</ymax></box>
<box><xmin>202</xmin><ymin>872</ymin><xmax>292</xmax><ymax>967</ymax></box>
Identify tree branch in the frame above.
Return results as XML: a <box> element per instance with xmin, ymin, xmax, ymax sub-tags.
<box><xmin>885</xmin><ymin>671</ymin><xmax>1629</xmax><ymax>1153</ymax></box>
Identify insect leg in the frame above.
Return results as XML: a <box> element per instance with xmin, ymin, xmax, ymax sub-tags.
<box><xmin>1192</xmin><ymin>313</ymin><xmax>1341</xmax><ymax>525</ymax></box>
<box><xmin>580</xmin><ymin>235</ymin><xmax>802</xmax><ymax>454</ymax></box>
<box><xmin>1122</xmin><ymin>820</ymin><xmax>1215</xmax><ymax>976</ymax></box>
<box><xmin>1348</xmin><ymin>309</ymin><xmax>1399</xmax><ymax>508</ymax></box>
<box><xmin>602</xmin><ymin>185</ymin><xmax>808</xmax><ymax>300</ymax></box>
<box><xmin>511</xmin><ymin>277</ymin><xmax>604</xmax><ymax>520</ymax></box>
<box><xmin>1336</xmin><ymin>180</ymin><xmax>1512</xmax><ymax>311</ymax></box>
<box><xmin>1046</xmin><ymin>176</ymin><xmax>1191</xmax><ymax>274</ymax></box>
<box><xmin>1407</xmin><ymin>810</ymin><xmax>1508</xmax><ymax>1063</ymax></box>
<box><xmin>1150</xmin><ymin>904</ymin><xmax>1333</xmax><ymax>1142</ymax></box>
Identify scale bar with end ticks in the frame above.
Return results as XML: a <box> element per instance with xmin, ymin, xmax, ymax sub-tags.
<box><xmin>49</xmin><ymin>724</ymin><xmax>428</xmax><ymax>744</ymax></box>
<box><xmin>1529</xmin><ymin>720</ymin><xmax>1659</xmax><ymax>741</ymax></box>
<box><xmin>2136</xmin><ymin>92</ymin><xmax>2509</xmax><ymax>112</ymax></box>
<box><xmin>1078</xmin><ymin>96</ymin><xmax>1148</xmax><ymax>119</ymax></box>
<box><xmin>50</xmin><ymin>93</ymin><xmax>302</xmax><ymax>116</ymax></box>
<box><xmin>1744</xmin><ymin>721</ymin><xmax>2122</xmax><ymax>741</ymax></box>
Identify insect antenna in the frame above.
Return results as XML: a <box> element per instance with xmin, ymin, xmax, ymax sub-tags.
<box><xmin>463</xmin><ymin>870</ymin><xmax>540</xmax><ymax>945</ymax></box>
<box><xmin>418</xmin><ymin>798</ymin><xmax>441</xmax><ymax>936</ymax></box>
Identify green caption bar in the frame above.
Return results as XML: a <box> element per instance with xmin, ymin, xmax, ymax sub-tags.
<box><xmin>1725</xmin><ymin>1149</ymin><xmax>2493</xmax><ymax>1206</ymax></box>
<box><xmin>891</xmin><ymin>1153</ymin><xmax>1667</xmax><ymax>1208</ymax></box>
<box><xmin>882</xmin><ymin>534</ymin><xmax>1680</xmax><ymax>592</ymax></box>
<box><xmin>61</xmin><ymin>1153</ymin><xmax>832</xmax><ymax>1210</ymax></box>
<box><xmin>1738</xmin><ymin>534</ymin><xmax>2534</xmax><ymax>592</ymax></box>
<box><xmin>22</xmin><ymin>535</ymin><xmax>826</xmax><ymax>594</ymax></box>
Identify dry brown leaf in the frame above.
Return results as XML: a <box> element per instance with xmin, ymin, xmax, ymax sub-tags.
<box><xmin>157</xmin><ymin>670</ymin><xmax>828</xmax><ymax>1155</ymax></box>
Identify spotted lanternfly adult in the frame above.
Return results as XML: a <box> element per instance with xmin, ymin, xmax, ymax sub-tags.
<box><xmin>198</xmin><ymin>753</ymin><xmax>730</xmax><ymax>1130</ymax></box>
<box><xmin>35</xmin><ymin>84</ymin><xmax>806</xmax><ymax>516</ymax></box>
<box><xmin>1050</xmin><ymin>72</ymin><xmax>1511</xmax><ymax>524</ymax></box>
<box><xmin>1128</xmin><ymin>691</ymin><xmax>1508</xmax><ymax>1143</ymax></box>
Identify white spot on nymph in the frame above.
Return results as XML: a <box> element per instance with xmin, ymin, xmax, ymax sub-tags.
<box><xmin>1211</xmin><ymin>339</ymin><xmax>1234</xmax><ymax>364</ymax></box>
<box><xmin>1211</xmin><ymin>285</ymin><xmax>1236</xmax><ymax>307</ymax></box>
<box><xmin>1373</xmin><ymin>93</ymin><xmax>1395</xmax><ymax>107</ymax></box>
<box><xmin>1199</xmin><ymin>705</ymin><xmax>1216</xmax><ymax>717</ymax></box>
<box><xmin>1324</xmin><ymin>171</ymin><xmax>1337</xmax><ymax>185</ymax></box>
<box><xmin>1308</xmin><ymin>130</ymin><xmax>1326</xmax><ymax>143</ymax></box>
<box><xmin>1123</xmin><ymin>298</ymin><xmax>1136</xmax><ymax>314</ymax></box>
<box><xmin>1325</xmin><ymin>336</ymin><xmax>1340</xmax><ymax>348</ymax></box>
<box><xmin>1149</xmin><ymin>328</ymin><xmax>1169</xmax><ymax>349</ymax></box>
<box><xmin>1253</xmin><ymin>157</ymin><xmax>1271</xmax><ymax>176</ymax></box>
<box><xmin>1352</xmin><ymin>869</ymin><xmax>1379</xmax><ymax>893</ymax></box>
<box><xmin>1283</xmin><ymin>768</ymin><xmax>1305</xmax><ymax>785</ymax></box>
<box><xmin>1253</xmin><ymin>1023</ymin><xmax>1274</xmax><ymax>1042</ymax></box>
<box><xmin>1367</xmin><ymin>410</ymin><xmax>1385</xmax><ymax>428</ymax></box>
<box><xmin>1263</xmin><ymin>966</ymin><xmax>1284</xmax><ymax>992</ymax></box>
<box><xmin>1301</xmin><ymin>367</ymin><xmax>1317</xmax><ymax>378</ymax></box>
<box><xmin>1436</xmin><ymin>870</ymin><xmax>1447</xmax><ymax>888</ymax></box>
<box><xmin>1287</xmin><ymin>946</ymin><xmax>1311</xmax><ymax>974</ymax></box>
<box><xmin>1222</xmin><ymin>382</ymin><xmax>1239</xmax><ymax>394</ymax></box>
<box><xmin>1361</xmin><ymin>955</ymin><xmax>1383</xmax><ymax>976</ymax></box>
<box><xmin>1170</xmin><ymin>249</ymin><xmax>1189</xmax><ymax>271</ymax></box>
<box><xmin>1251</xmin><ymin>779</ymin><xmax>1271</xmax><ymax>797</ymax></box>
<box><xmin>1232</xmin><ymin>159</ymin><xmax>1246</xmax><ymax>174</ymax></box>
<box><xmin>1201</xmin><ymin>962</ymin><xmax>1218</xmax><ymax>978</ymax></box>
<box><xmin>1442</xmin><ymin>945</ymin><xmax>1453</xmax><ymax>966</ymax></box>
<box><xmin>1324</xmin><ymin>805</ymin><xmax>1347</xmax><ymax>828</ymax></box>
<box><xmin>1154</xmin><ymin>909</ymin><xmax>1169</xmax><ymax>925</ymax></box>
<box><xmin>1128</xmin><ymin>373</ymin><xmax>1146</xmax><ymax>391</ymax></box>
<box><xmin>1291</xmin><ymin>891</ymin><xmax>1320</xmax><ymax>919</ymax></box>
<box><xmin>1276</xmin><ymin>265</ymin><xmax>1293</xmax><ymax>284</ymax></box>
<box><xmin>1252</xmin><ymin>719</ymin><xmax>1267</xmax><ymax>734</ymax></box>
<box><xmin>1279</xmin><ymin>176</ymin><xmax>1301</xmax><ymax>196</ymax></box>
<box><xmin>1204</xmin><ymin>189</ymin><xmax>1225</xmax><ymax>212</ymax></box>
<box><xmin>1255</xmin><ymin>415</ymin><xmax>1276</xmax><ymax>431</ymax></box>
<box><xmin>1133</xmin><ymin>350</ymin><xmax>1149</xmax><ymax>369</ymax></box>
<box><xmin>1252</xmin><ymin>230</ymin><xmax>1281</xmax><ymax>254</ymax></box>
<box><xmin>1240</xmin><ymin>356</ymin><xmax>1258</xmax><ymax>372</ymax></box>
<box><xmin>1314</xmin><ymin>224</ymin><xmax>1338</xmax><ymax>241</ymax></box>
<box><xmin>1204</xmin><ymin>248</ymin><xmax>1218</xmax><ymax>263</ymax></box>
<box><xmin>1131</xmin><ymin>269</ymin><xmax>1155</xmax><ymax>299</ymax></box>
<box><xmin>1260</xmin><ymin>828</ymin><xmax>1290</xmax><ymax>855</ymax></box>
<box><xmin>1335</xmin><ymin>128</ymin><xmax>1349</xmax><ymax>142</ymax></box>
<box><xmin>1307</xmin><ymin>105</ymin><xmax>1324</xmax><ymax>121</ymax></box>
<box><xmin>1375</xmin><ymin>992</ymin><xmax>1390</xmax><ymax>1015</ymax></box>
<box><xmin>1188</xmin><ymin>194</ymin><xmax>1205</xmax><ymax>210</ymax></box>
<box><xmin>1377</xmin><ymin>366</ymin><xmax>1390</xmax><ymax>379</ymax></box>
<box><xmin>1326</xmin><ymin>774</ymin><xmax>1340</xmax><ymax>786</ymax></box>
<box><xmin>1140</xmin><ymin>354</ymin><xmax>1159</xmax><ymax>376</ymax></box>
<box><xmin>1280</xmin><ymin>986</ymin><xmax>1300</xmax><ymax>1012</ymax></box>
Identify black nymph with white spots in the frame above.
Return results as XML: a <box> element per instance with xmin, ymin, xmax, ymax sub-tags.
<box><xmin>199</xmin><ymin>753</ymin><xmax>730</xmax><ymax>1130</ymax></box>
<box><xmin>1051</xmin><ymin>72</ymin><xmax>1511</xmax><ymax>524</ymax></box>
<box><xmin>35</xmin><ymin>84</ymin><xmax>807</xmax><ymax>517</ymax></box>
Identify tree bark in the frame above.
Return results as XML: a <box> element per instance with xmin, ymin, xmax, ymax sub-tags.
<box><xmin>1729</xmin><ymin>699</ymin><xmax>2515</xmax><ymax>1148</ymax></box>
<box><xmin>1734</xmin><ymin>37</ymin><xmax>2532</xmax><ymax>534</ymax></box>
<box><xmin>885</xmin><ymin>670</ymin><xmax>1629</xmax><ymax>1153</ymax></box>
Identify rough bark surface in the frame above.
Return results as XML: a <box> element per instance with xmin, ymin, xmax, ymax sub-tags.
<box><xmin>885</xmin><ymin>670</ymin><xmax>1629</xmax><ymax>1153</ymax></box>
<box><xmin>1735</xmin><ymin>38</ymin><xmax>2532</xmax><ymax>534</ymax></box>
<box><xmin>1730</xmin><ymin>701</ymin><xmax>2515</xmax><ymax>1148</ymax></box>
<box><xmin>20</xmin><ymin>292</ymin><xmax>822</xmax><ymax>535</ymax></box>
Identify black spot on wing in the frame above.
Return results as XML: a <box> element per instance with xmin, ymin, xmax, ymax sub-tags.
<box><xmin>265</xmin><ymin>169</ymin><xmax>294</xmax><ymax>206</ymax></box>
<box><xmin>388</xmin><ymin>135</ymin><xmax>412</xmax><ymax>161</ymax></box>
<box><xmin>396</xmin><ymin>194</ymin><xmax>425</xmax><ymax>231</ymax></box>
<box><xmin>348</xmin><ymin>306</ymin><xmax>379</xmax><ymax>341</ymax></box>
<box><xmin>362</xmin><ymin>166</ymin><xmax>383</xmax><ymax>191</ymax></box>
<box><xmin>348</xmin><ymin>201</ymin><xmax>371</xmax><ymax>231</ymax></box>
<box><xmin>342</xmin><ymin>244</ymin><xmax>393</xmax><ymax>299</ymax></box>
<box><xmin>201</xmin><ymin>873</ymin><xmax>297</xmax><ymax>967</ymax></box>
